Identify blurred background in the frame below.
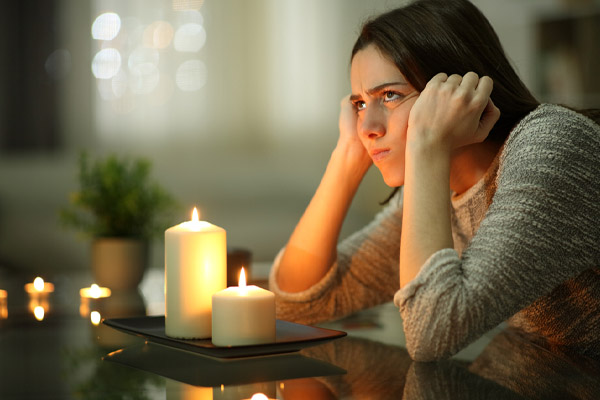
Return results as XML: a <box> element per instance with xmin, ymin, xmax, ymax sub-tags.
<box><xmin>0</xmin><ymin>0</ymin><xmax>598</xmax><ymax>275</ymax></box>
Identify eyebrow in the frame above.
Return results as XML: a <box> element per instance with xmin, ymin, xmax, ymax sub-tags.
<box><xmin>350</xmin><ymin>81</ymin><xmax>409</xmax><ymax>102</ymax></box>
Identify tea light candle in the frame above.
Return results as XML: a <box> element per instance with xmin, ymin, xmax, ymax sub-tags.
<box><xmin>25</xmin><ymin>277</ymin><xmax>54</xmax><ymax>295</ymax></box>
<box><xmin>80</xmin><ymin>284</ymin><xmax>111</xmax><ymax>299</ymax></box>
<box><xmin>165</xmin><ymin>207</ymin><xmax>227</xmax><ymax>339</ymax></box>
<box><xmin>212</xmin><ymin>268</ymin><xmax>276</xmax><ymax>346</ymax></box>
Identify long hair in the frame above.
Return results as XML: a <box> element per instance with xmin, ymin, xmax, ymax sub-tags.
<box><xmin>351</xmin><ymin>0</ymin><xmax>540</xmax><ymax>145</ymax></box>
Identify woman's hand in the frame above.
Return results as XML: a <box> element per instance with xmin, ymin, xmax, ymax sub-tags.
<box><xmin>407</xmin><ymin>72</ymin><xmax>500</xmax><ymax>151</ymax></box>
<box><xmin>337</xmin><ymin>95</ymin><xmax>373</xmax><ymax>170</ymax></box>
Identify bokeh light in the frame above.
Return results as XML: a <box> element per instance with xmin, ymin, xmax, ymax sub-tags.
<box><xmin>45</xmin><ymin>49</ymin><xmax>72</xmax><ymax>80</ymax></box>
<box><xmin>111</xmin><ymin>69</ymin><xmax>128</xmax><ymax>98</ymax></box>
<box><xmin>175</xmin><ymin>60</ymin><xmax>207</xmax><ymax>91</ymax></box>
<box><xmin>90</xmin><ymin>311</ymin><xmax>101</xmax><ymax>325</ymax></box>
<box><xmin>128</xmin><ymin>46</ymin><xmax>159</xmax><ymax>71</ymax></box>
<box><xmin>178</xmin><ymin>9</ymin><xmax>204</xmax><ymax>25</ymax></box>
<box><xmin>174</xmin><ymin>23</ymin><xmax>206</xmax><ymax>52</ymax></box>
<box><xmin>91</xmin><ymin>12</ymin><xmax>121</xmax><ymax>41</ymax></box>
<box><xmin>144</xmin><ymin>21</ymin><xmax>174</xmax><ymax>49</ymax></box>
<box><xmin>130</xmin><ymin>63</ymin><xmax>160</xmax><ymax>94</ymax></box>
<box><xmin>172</xmin><ymin>0</ymin><xmax>205</xmax><ymax>11</ymax></box>
<box><xmin>92</xmin><ymin>48</ymin><xmax>122</xmax><ymax>79</ymax></box>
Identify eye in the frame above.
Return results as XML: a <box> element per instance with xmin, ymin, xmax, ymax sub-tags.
<box><xmin>353</xmin><ymin>100</ymin><xmax>366</xmax><ymax>111</ymax></box>
<box><xmin>383</xmin><ymin>91</ymin><xmax>401</xmax><ymax>102</ymax></box>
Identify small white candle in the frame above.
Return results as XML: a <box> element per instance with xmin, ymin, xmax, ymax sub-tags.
<box><xmin>212</xmin><ymin>268</ymin><xmax>276</xmax><ymax>346</ymax></box>
<box><xmin>24</xmin><ymin>277</ymin><xmax>54</xmax><ymax>294</ymax></box>
<box><xmin>165</xmin><ymin>207</ymin><xmax>227</xmax><ymax>339</ymax></box>
<box><xmin>80</xmin><ymin>283</ymin><xmax>111</xmax><ymax>299</ymax></box>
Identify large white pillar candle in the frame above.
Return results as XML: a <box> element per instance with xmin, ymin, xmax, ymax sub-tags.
<box><xmin>212</xmin><ymin>268</ymin><xmax>276</xmax><ymax>346</ymax></box>
<box><xmin>165</xmin><ymin>207</ymin><xmax>227</xmax><ymax>339</ymax></box>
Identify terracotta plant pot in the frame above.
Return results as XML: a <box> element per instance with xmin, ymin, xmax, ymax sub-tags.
<box><xmin>91</xmin><ymin>238</ymin><xmax>148</xmax><ymax>291</ymax></box>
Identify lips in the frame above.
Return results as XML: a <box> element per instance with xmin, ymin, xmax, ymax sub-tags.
<box><xmin>371</xmin><ymin>148</ymin><xmax>390</xmax><ymax>162</ymax></box>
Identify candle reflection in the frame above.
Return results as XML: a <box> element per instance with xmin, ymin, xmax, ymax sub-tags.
<box><xmin>87</xmin><ymin>290</ymin><xmax>146</xmax><ymax>349</ymax></box>
<box><xmin>90</xmin><ymin>311</ymin><xmax>102</xmax><ymax>326</ymax></box>
<box><xmin>166</xmin><ymin>379</ymin><xmax>212</xmax><ymax>399</ymax></box>
<box><xmin>215</xmin><ymin>383</ymin><xmax>276</xmax><ymax>400</ymax></box>
<box><xmin>0</xmin><ymin>290</ymin><xmax>7</xmax><ymax>319</ymax></box>
<box><xmin>33</xmin><ymin>305</ymin><xmax>45</xmax><ymax>321</ymax></box>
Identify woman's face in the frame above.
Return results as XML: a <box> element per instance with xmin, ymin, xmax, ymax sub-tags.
<box><xmin>350</xmin><ymin>44</ymin><xmax>419</xmax><ymax>187</ymax></box>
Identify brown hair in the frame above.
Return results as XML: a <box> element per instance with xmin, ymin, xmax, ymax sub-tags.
<box><xmin>351</xmin><ymin>0</ymin><xmax>540</xmax><ymax>145</ymax></box>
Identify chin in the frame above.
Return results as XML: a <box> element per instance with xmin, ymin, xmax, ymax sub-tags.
<box><xmin>381</xmin><ymin>172</ymin><xmax>404</xmax><ymax>188</ymax></box>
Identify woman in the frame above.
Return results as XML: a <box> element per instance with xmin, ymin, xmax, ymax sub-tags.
<box><xmin>268</xmin><ymin>0</ymin><xmax>600</xmax><ymax>361</ymax></box>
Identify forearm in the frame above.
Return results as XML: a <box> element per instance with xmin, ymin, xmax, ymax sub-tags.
<box><xmin>399</xmin><ymin>72</ymin><xmax>497</xmax><ymax>288</ymax></box>
<box><xmin>277</xmin><ymin>144</ymin><xmax>370</xmax><ymax>292</ymax></box>
<box><xmin>400</xmin><ymin>141</ymin><xmax>453</xmax><ymax>288</ymax></box>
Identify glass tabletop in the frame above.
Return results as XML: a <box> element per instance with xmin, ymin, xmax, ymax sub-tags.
<box><xmin>1</xmin><ymin>266</ymin><xmax>599</xmax><ymax>399</ymax></box>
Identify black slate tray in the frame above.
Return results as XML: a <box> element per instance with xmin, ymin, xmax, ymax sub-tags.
<box><xmin>103</xmin><ymin>315</ymin><xmax>346</xmax><ymax>358</ymax></box>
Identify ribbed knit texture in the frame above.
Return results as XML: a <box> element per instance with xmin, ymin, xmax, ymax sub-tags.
<box><xmin>269</xmin><ymin>104</ymin><xmax>600</xmax><ymax>361</ymax></box>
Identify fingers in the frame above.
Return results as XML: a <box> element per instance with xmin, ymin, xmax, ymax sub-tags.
<box><xmin>416</xmin><ymin>72</ymin><xmax>498</xmax><ymax>147</ymax></box>
<box><xmin>480</xmin><ymin>98</ymin><xmax>501</xmax><ymax>131</ymax></box>
<box><xmin>427</xmin><ymin>72</ymin><xmax>449</xmax><ymax>87</ymax></box>
<box><xmin>448</xmin><ymin>73</ymin><xmax>494</xmax><ymax>113</ymax></box>
<box><xmin>461</xmin><ymin>72</ymin><xmax>479</xmax><ymax>88</ymax></box>
<box><xmin>446</xmin><ymin>74</ymin><xmax>463</xmax><ymax>86</ymax></box>
<box><xmin>473</xmin><ymin>75</ymin><xmax>493</xmax><ymax>103</ymax></box>
<box><xmin>428</xmin><ymin>72</ymin><xmax>493</xmax><ymax>104</ymax></box>
<box><xmin>432</xmin><ymin>72</ymin><xmax>491</xmax><ymax>89</ymax></box>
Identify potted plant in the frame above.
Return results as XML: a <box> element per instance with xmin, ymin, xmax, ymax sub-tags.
<box><xmin>60</xmin><ymin>152</ymin><xmax>177</xmax><ymax>291</ymax></box>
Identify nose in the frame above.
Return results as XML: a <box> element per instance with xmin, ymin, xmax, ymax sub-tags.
<box><xmin>359</xmin><ymin>105</ymin><xmax>386</xmax><ymax>140</ymax></box>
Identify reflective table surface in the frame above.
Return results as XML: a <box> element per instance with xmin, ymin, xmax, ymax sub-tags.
<box><xmin>1</xmin><ymin>266</ymin><xmax>600</xmax><ymax>399</ymax></box>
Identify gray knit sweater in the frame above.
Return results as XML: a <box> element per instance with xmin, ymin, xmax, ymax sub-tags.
<box><xmin>268</xmin><ymin>104</ymin><xmax>600</xmax><ymax>361</ymax></box>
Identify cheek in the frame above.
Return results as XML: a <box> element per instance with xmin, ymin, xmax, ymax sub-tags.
<box><xmin>388</xmin><ymin>99</ymin><xmax>416</xmax><ymax>143</ymax></box>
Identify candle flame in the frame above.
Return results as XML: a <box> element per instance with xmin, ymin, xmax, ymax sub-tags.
<box><xmin>34</xmin><ymin>306</ymin><xmax>45</xmax><ymax>321</ymax></box>
<box><xmin>251</xmin><ymin>394</ymin><xmax>269</xmax><ymax>400</ymax></box>
<box><xmin>90</xmin><ymin>284</ymin><xmax>101</xmax><ymax>299</ymax></box>
<box><xmin>90</xmin><ymin>311</ymin><xmax>102</xmax><ymax>325</ymax></box>
<box><xmin>239</xmin><ymin>267</ymin><xmax>246</xmax><ymax>288</ymax></box>
<box><xmin>192</xmin><ymin>207</ymin><xmax>199</xmax><ymax>222</ymax></box>
<box><xmin>33</xmin><ymin>277</ymin><xmax>45</xmax><ymax>292</ymax></box>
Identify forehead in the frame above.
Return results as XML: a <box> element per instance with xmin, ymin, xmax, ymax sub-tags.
<box><xmin>350</xmin><ymin>44</ymin><xmax>407</xmax><ymax>94</ymax></box>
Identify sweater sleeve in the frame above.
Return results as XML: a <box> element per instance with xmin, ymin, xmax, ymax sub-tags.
<box><xmin>268</xmin><ymin>189</ymin><xmax>404</xmax><ymax>325</ymax></box>
<box><xmin>395</xmin><ymin>105</ymin><xmax>600</xmax><ymax>361</ymax></box>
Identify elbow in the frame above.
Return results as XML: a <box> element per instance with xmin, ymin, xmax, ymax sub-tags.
<box><xmin>401</xmin><ymin>312</ymin><xmax>463</xmax><ymax>362</ymax></box>
<box><xmin>405</xmin><ymin>334</ymin><xmax>457</xmax><ymax>362</ymax></box>
<box><xmin>406</xmin><ymin>343</ymin><xmax>455</xmax><ymax>362</ymax></box>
